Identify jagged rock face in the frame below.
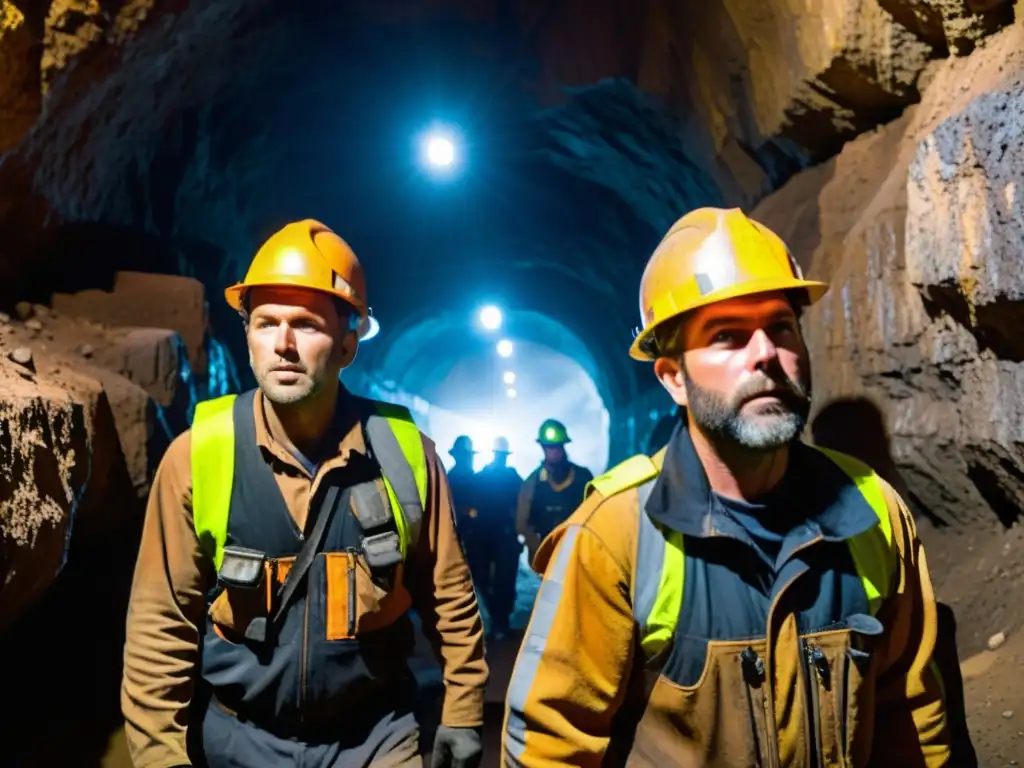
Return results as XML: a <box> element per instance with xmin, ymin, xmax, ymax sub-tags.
<box><xmin>0</xmin><ymin>0</ymin><xmax>1015</xmax><ymax>419</ymax></box>
<box><xmin>880</xmin><ymin>0</ymin><xmax>1015</xmax><ymax>55</ymax></box>
<box><xmin>753</xmin><ymin>22</ymin><xmax>1024</xmax><ymax>536</ymax></box>
<box><xmin>0</xmin><ymin>274</ymin><xmax>209</xmax><ymax>629</ymax></box>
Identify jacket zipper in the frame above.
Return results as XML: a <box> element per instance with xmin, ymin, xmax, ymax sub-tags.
<box><xmin>840</xmin><ymin>649</ymin><xmax>851</xmax><ymax>764</ymax></box>
<box><xmin>346</xmin><ymin>549</ymin><xmax>357</xmax><ymax>637</ymax></box>
<box><xmin>299</xmin><ymin>586</ymin><xmax>310</xmax><ymax>727</ymax></box>
<box><xmin>761</xmin><ymin>535</ymin><xmax>823</xmax><ymax>768</ymax></box>
<box><xmin>802</xmin><ymin>640</ymin><xmax>827</xmax><ymax>766</ymax></box>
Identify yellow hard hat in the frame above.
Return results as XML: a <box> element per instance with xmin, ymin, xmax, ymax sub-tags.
<box><xmin>225</xmin><ymin>219</ymin><xmax>378</xmax><ymax>339</ymax></box>
<box><xmin>629</xmin><ymin>207</ymin><xmax>829</xmax><ymax>361</ymax></box>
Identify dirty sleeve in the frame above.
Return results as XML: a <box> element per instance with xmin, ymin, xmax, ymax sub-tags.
<box><xmin>870</xmin><ymin>486</ymin><xmax>952</xmax><ymax>766</ymax></box>
<box><xmin>405</xmin><ymin>438</ymin><xmax>489</xmax><ymax>728</ymax></box>
<box><xmin>502</xmin><ymin>495</ymin><xmax>637</xmax><ymax>767</ymax></box>
<box><xmin>121</xmin><ymin>431</ymin><xmax>210</xmax><ymax>768</ymax></box>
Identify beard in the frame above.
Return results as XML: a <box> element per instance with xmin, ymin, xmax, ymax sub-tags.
<box><xmin>253</xmin><ymin>358</ymin><xmax>322</xmax><ymax>405</ymax></box>
<box><xmin>684</xmin><ymin>363</ymin><xmax>812</xmax><ymax>452</ymax></box>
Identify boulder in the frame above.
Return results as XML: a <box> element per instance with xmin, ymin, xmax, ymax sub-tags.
<box><xmin>52</xmin><ymin>270</ymin><xmax>207</xmax><ymax>369</ymax></box>
<box><xmin>878</xmin><ymin>0</ymin><xmax>1015</xmax><ymax>54</ymax></box>
<box><xmin>0</xmin><ymin>361</ymin><xmax>90</xmax><ymax>630</ymax></box>
<box><xmin>0</xmin><ymin>301</ymin><xmax>182</xmax><ymax>628</ymax></box>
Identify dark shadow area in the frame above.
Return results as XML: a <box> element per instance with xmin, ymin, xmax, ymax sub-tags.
<box><xmin>810</xmin><ymin>395</ymin><xmax>949</xmax><ymax>528</ymax></box>
<box><xmin>921</xmin><ymin>283</ymin><xmax>1024</xmax><ymax>364</ymax></box>
<box><xmin>935</xmin><ymin>602</ymin><xmax>979</xmax><ymax>767</ymax></box>
<box><xmin>965</xmin><ymin>455</ymin><xmax>1024</xmax><ymax>529</ymax></box>
<box><xmin>810</xmin><ymin>395</ymin><xmax>975</xmax><ymax>765</ymax></box>
<box><xmin>0</xmin><ymin>505</ymin><xmax>145</xmax><ymax>767</ymax></box>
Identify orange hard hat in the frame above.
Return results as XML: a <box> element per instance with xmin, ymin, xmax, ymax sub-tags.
<box><xmin>629</xmin><ymin>207</ymin><xmax>829</xmax><ymax>361</ymax></box>
<box><xmin>225</xmin><ymin>219</ymin><xmax>378</xmax><ymax>339</ymax></box>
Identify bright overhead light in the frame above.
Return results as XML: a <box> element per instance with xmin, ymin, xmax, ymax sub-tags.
<box><xmin>496</xmin><ymin>339</ymin><xmax>513</xmax><ymax>358</ymax></box>
<box><xmin>506</xmin><ymin>388</ymin><xmax>517</xmax><ymax>399</ymax></box>
<box><xmin>422</xmin><ymin>131</ymin><xmax>457</xmax><ymax>169</ymax></box>
<box><xmin>502</xmin><ymin>371</ymin><xmax>516</xmax><ymax>385</ymax></box>
<box><xmin>478</xmin><ymin>305</ymin><xmax>502</xmax><ymax>331</ymax></box>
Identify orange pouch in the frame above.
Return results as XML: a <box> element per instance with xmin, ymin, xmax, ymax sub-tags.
<box><xmin>324</xmin><ymin>552</ymin><xmax>410</xmax><ymax>640</ymax></box>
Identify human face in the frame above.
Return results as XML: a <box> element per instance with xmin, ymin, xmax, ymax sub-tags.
<box><xmin>542</xmin><ymin>444</ymin><xmax>566</xmax><ymax>465</ymax></box>
<box><xmin>654</xmin><ymin>292</ymin><xmax>811</xmax><ymax>452</ymax></box>
<box><xmin>246</xmin><ymin>287</ymin><xmax>356</xmax><ymax>405</ymax></box>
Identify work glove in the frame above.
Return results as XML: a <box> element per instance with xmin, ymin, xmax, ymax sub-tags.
<box><xmin>429</xmin><ymin>724</ymin><xmax>483</xmax><ymax>768</ymax></box>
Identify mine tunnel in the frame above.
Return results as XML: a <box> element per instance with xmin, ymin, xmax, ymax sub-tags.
<box><xmin>1</xmin><ymin>0</ymin><xmax>1023</xmax><ymax>766</ymax></box>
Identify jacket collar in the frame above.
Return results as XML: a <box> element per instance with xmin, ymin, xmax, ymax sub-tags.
<box><xmin>253</xmin><ymin>385</ymin><xmax>365</xmax><ymax>476</ymax></box>
<box><xmin>645</xmin><ymin>421</ymin><xmax>880</xmax><ymax>545</ymax></box>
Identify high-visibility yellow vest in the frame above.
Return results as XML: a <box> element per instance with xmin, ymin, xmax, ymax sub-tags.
<box><xmin>586</xmin><ymin>446</ymin><xmax>895</xmax><ymax>659</ymax></box>
<box><xmin>190</xmin><ymin>393</ymin><xmax>429</xmax><ymax>571</ymax></box>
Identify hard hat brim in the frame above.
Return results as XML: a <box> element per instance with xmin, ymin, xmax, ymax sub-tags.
<box><xmin>630</xmin><ymin>277</ymin><xmax>830</xmax><ymax>361</ymax></box>
<box><xmin>537</xmin><ymin>438</ymin><xmax>571</xmax><ymax>446</ymax></box>
<box><xmin>225</xmin><ymin>278</ymin><xmax>368</xmax><ymax>318</ymax></box>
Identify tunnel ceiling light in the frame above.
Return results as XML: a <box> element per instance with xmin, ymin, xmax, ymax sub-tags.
<box><xmin>503</xmin><ymin>371</ymin><xmax>516</xmax><ymax>385</ymax></box>
<box><xmin>496</xmin><ymin>339</ymin><xmax>514</xmax><ymax>358</ymax></box>
<box><xmin>507</xmin><ymin>387</ymin><xmax>517</xmax><ymax>399</ymax></box>
<box><xmin>478</xmin><ymin>305</ymin><xmax>503</xmax><ymax>331</ymax></box>
<box><xmin>422</xmin><ymin>130</ymin><xmax>457</xmax><ymax>170</ymax></box>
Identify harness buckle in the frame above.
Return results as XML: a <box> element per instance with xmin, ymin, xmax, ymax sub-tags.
<box><xmin>362</xmin><ymin>531</ymin><xmax>403</xmax><ymax>571</ymax></box>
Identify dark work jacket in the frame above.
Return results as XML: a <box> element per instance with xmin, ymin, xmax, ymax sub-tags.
<box><xmin>521</xmin><ymin>462</ymin><xmax>593</xmax><ymax>542</ymax></box>
<box><xmin>198</xmin><ymin>391</ymin><xmax>417</xmax><ymax>745</ymax></box>
<box><xmin>647</xmin><ymin>422</ymin><xmax>880</xmax><ymax>689</ymax></box>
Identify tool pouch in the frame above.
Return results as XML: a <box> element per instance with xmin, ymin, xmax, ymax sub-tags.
<box><xmin>218</xmin><ymin>546</ymin><xmax>266</xmax><ymax>589</ymax></box>
<box><xmin>210</xmin><ymin>546</ymin><xmax>270</xmax><ymax>643</ymax></box>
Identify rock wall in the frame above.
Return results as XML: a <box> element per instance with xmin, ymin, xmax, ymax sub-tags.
<box><xmin>0</xmin><ymin>272</ymin><xmax>208</xmax><ymax>630</ymax></box>
<box><xmin>751</xmin><ymin>17</ymin><xmax>1024</xmax><ymax>633</ymax></box>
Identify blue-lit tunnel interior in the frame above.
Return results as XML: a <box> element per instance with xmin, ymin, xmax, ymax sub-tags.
<box><xmin>354</xmin><ymin>308</ymin><xmax>611</xmax><ymax>477</ymax></box>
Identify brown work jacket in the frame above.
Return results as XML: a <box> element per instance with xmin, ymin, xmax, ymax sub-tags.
<box><xmin>121</xmin><ymin>391</ymin><xmax>488</xmax><ymax>767</ymax></box>
<box><xmin>503</xmin><ymin>431</ymin><xmax>951</xmax><ymax>767</ymax></box>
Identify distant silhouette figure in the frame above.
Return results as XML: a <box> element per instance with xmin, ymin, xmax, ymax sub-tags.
<box><xmin>811</xmin><ymin>396</ymin><xmax>977</xmax><ymax>767</ymax></box>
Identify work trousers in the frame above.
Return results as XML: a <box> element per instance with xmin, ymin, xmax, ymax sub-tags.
<box><xmin>196</xmin><ymin>695</ymin><xmax>422</xmax><ymax>768</ymax></box>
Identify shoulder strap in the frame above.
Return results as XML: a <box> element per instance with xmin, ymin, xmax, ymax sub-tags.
<box><xmin>813</xmin><ymin>445</ymin><xmax>896</xmax><ymax>614</ymax></box>
<box><xmin>359</xmin><ymin>398</ymin><xmax>428</xmax><ymax>555</ymax></box>
<box><xmin>586</xmin><ymin>453</ymin><xmax>660</xmax><ymax>499</ymax></box>
<box><xmin>270</xmin><ymin>484</ymin><xmax>348</xmax><ymax>627</ymax></box>
<box><xmin>191</xmin><ymin>393</ymin><xmax>240</xmax><ymax>571</ymax></box>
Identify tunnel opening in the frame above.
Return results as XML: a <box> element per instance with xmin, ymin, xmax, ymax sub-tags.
<box><xmin>357</xmin><ymin>308</ymin><xmax>611</xmax><ymax>478</ymax></box>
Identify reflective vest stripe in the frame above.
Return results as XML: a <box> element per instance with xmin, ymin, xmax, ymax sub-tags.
<box><xmin>637</xmin><ymin>504</ymin><xmax>684</xmax><ymax>660</ymax></box>
<box><xmin>592</xmin><ymin>446</ymin><xmax>898</xmax><ymax>658</ymax></box>
<box><xmin>363</xmin><ymin>400</ymin><xmax>427</xmax><ymax>556</ymax></box>
<box><xmin>191</xmin><ymin>394</ymin><xmax>238</xmax><ymax>571</ymax></box>
<box><xmin>816</xmin><ymin>447</ymin><xmax>895</xmax><ymax>616</ymax></box>
<box><xmin>190</xmin><ymin>394</ymin><xmax>428</xmax><ymax>570</ymax></box>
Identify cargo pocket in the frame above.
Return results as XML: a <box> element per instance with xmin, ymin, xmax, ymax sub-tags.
<box><xmin>324</xmin><ymin>551</ymin><xmax>412</xmax><ymax>641</ymax></box>
<box><xmin>805</xmin><ymin>614</ymin><xmax>883</xmax><ymax>767</ymax></box>
<box><xmin>628</xmin><ymin>638</ymin><xmax>773</xmax><ymax>768</ymax></box>
<box><xmin>208</xmin><ymin>549</ymin><xmax>273</xmax><ymax>644</ymax></box>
